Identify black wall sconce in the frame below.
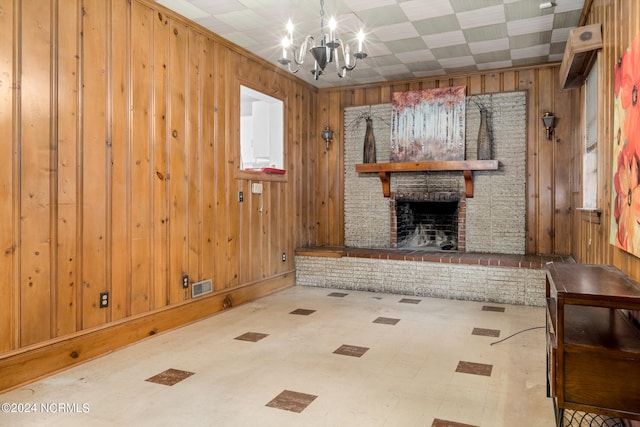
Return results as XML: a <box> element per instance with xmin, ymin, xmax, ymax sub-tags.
<box><xmin>542</xmin><ymin>112</ymin><xmax>555</xmax><ymax>140</ymax></box>
<box><xmin>322</xmin><ymin>125</ymin><xmax>334</xmax><ymax>149</ymax></box>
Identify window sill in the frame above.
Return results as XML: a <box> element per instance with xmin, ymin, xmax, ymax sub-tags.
<box><xmin>236</xmin><ymin>169</ymin><xmax>287</xmax><ymax>182</ymax></box>
<box><xmin>577</xmin><ymin>208</ymin><xmax>601</xmax><ymax>224</ymax></box>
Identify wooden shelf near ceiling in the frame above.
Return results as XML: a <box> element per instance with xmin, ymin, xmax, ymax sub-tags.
<box><xmin>355</xmin><ymin>160</ymin><xmax>499</xmax><ymax>198</ymax></box>
<box><xmin>559</xmin><ymin>23</ymin><xmax>602</xmax><ymax>90</ymax></box>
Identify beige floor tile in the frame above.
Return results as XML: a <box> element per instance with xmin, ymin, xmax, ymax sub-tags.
<box><xmin>0</xmin><ymin>286</ymin><xmax>557</xmax><ymax>427</ymax></box>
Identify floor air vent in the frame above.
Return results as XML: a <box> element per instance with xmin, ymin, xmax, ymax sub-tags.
<box><xmin>192</xmin><ymin>279</ymin><xmax>213</xmax><ymax>298</ymax></box>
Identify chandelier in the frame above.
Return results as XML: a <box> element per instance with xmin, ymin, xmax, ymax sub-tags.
<box><xmin>278</xmin><ymin>0</ymin><xmax>367</xmax><ymax>80</ymax></box>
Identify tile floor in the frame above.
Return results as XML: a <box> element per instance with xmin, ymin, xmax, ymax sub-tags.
<box><xmin>0</xmin><ymin>286</ymin><xmax>557</xmax><ymax>427</ymax></box>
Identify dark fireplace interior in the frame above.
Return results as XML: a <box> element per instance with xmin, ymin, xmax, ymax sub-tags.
<box><xmin>390</xmin><ymin>192</ymin><xmax>465</xmax><ymax>251</ymax></box>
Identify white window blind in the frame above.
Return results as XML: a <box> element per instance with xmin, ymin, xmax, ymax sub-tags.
<box><xmin>582</xmin><ymin>58</ymin><xmax>598</xmax><ymax>210</ymax></box>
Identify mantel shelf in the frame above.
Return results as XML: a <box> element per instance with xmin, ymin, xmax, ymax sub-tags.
<box><xmin>355</xmin><ymin>160</ymin><xmax>500</xmax><ymax>198</ymax></box>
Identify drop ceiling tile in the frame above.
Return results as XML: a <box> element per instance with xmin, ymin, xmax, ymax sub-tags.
<box><xmin>506</xmin><ymin>14</ymin><xmax>554</xmax><ymax>37</ymax></box>
<box><xmin>431</xmin><ymin>43</ymin><xmax>472</xmax><ymax>59</ymax></box>
<box><xmin>405</xmin><ymin>60</ymin><xmax>443</xmax><ymax>72</ymax></box>
<box><xmin>551</xmin><ymin>27</ymin><xmax>573</xmax><ymax>43</ymax></box>
<box><xmin>377</xmin><ymin>63</ymin><xmax>410</xmax><ymax>75</ymax></box>
<box><xmin>395</xmin><ymin>49</ymin><xmax>436</xmax><ymax>63</ymax></box>
<box><xmin>343</xmin><ymin>0</ymin><xmax>398</xmax><ymax>12</ymax></box>
<box><xmin>553</xmin><ymin>10</ymin><xmax>582</xmax><ymax>28</ymax></box>
<box><xmin>190</xmin><ymin>0</ymin><xmax>244</xmax><ymax>15</ymax></box>
<box><xmin>444</xmin><ymin>64</ymin><xmax>478</xmax><ymax>73</ymax></box>
<box><xmin>156</xmin><ymin>0</ymin><xmax>210</xmax><ymax>20</ymax></box>
<box><xmin>334</xmin><ymin>13</ymin><xmax>367</xmax><ymax>34</ymax></box>
<box><xmin>373</xmin><ymin>22</ymin><xmax>420</xmax><ymax>42</ymax></box>
<box><xmin>554</xmin><ymin>0</ymin><xmax>586</xmax><ymax>13</ymax></box>
<box><xmin>504</xmin><ymin>0</ymin><xmax>553</xmax><ymax>20</ymax></box>
<box><xmin>355</xmin><ymin>4</ymin><xmax>409</xmax><ymax>27</ymax></box>
<box><xmin>450</xmin><ymin>0</ymin><xmax>504</xmax><ymax>13</ymax></box>
<box><xmin>549</xmin><ymin>41</ymin><xmax>567</xmax><ymax>55</ymax></box>
<box><xmin>370</xmin><ymin>54</ymin><xmax>403</xmax><ymax>67</ymax></box>
<box><xmin>512</xmin><ymin>56</ymin><xmax>549</xmax><ymax>66</ymax></box>
<box><xmin>548</xmin><ymin>53</ymin><xmax>564</xmax><ymax>61</ymax></box>
<box><xmin>193</xmin><ymin>16</ymin><xmax>236</xmax><ymax>34</ymax></box>
<box><xmin>215</xmin><ymin>9</ymin><xmax>265</xmax><ymax>31</ymax></box>
<box><xmin>223</xmin><ymin>31</ymin><xmax>261</xmax><ymax>48</ymax></box>
<box><xmin>414</xmin><ymin>68</ymin><xmax>446</xmax><ymax>78</ymax></box>
<box><xmin>474</xmin><ymin>49</ymin><xmax>511</xmax><ymax>63</ymax></box>
<box><xmin>509</xmin><ymin>31</ymin><xmax>552</xmax><ymax>49</ymax></box>
<box><xmin>463</xmin><ymin>23</ymin><xmax>508</xmax><ymax>43</ymax></box>
<box><xmin>511</xmin><ymin>43</ymin><xmax>550</xmax><ymax>60</ymax></box>
<box><xmin>413</xmin><ymin>14</ymin><xmax>460</xmax><ymax>36</ymax></box>
<box><xmin>438</xmin><ymin>55</ymin><xmax>476</xmax><ymax>68</ymax></box>
<box><xmin>469</xmin><ymin>37</ymin><xmax>509</xmax><ymax>55</ymax></box>
<box><xmin>456</xmin><ymin>5</ymin><xmax>506</xmax><ymax>30</ymax></box>
<box><xmin>384</xmin><ymin>37</ymin><xmax>429</xmax><ymax>54</ymax></box>
<box><xmin>477</xmin><ymin>59</ymin><xmax>513</xmax><ymax>70</ymax></box>
<box><xmin>423</xmin><ymin>30</ymin><xmax>467</xmax><ymax>49</ymax></box>
<box><xmin>363</xmin><ymin>41</ymin><xmax>393</xmax><ymax>57</ymax></box>
<box><xmin>399</xmin><ymin>0</ymin><xmax>454</xmax><ymax>21</ymax></box>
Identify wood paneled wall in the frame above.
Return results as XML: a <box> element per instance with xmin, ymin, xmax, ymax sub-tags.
<box><xmin>572</xmin><ymin>0</ymin><xmax>640</xmax><ymax>282</ymax></box>
<box><xmin>0</xmin><ymin>0</ymin><xmax>317</xmax><ymax>372</ymax></box>
<box><xmin>313</xmin><ymin>65</ymin><xmax>580</xmax><ymax>255</ymax></box>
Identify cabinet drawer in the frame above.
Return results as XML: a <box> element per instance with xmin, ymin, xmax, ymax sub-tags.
<box><xmin>564</xmin><ymin>349</ymin><xmax>640</xmax><ymax>416</ymax></box>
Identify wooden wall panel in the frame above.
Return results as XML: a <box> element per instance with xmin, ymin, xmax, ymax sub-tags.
<box><xmin>82</xmin><ymin>0</ymin><xmax>109</xmax><ymax>330</ymax></box>
<box><xmin>0</xmin><ymin>0</ymin><xmax>16</xmax><ymax>352</ymax></box>
<box><xmin>110</xmin><ymin>0</ymin><xmax>131</xmax><ymax>320</ymax></box>
<box><xmin>200</xmin><ymin>36</ymin><xmax>216</xmax><ymax>284</ymax></box>
<box><xmin>152</xmin><ymin>9</ymin><xmax>170</xmax><ymax>306</ymax></box>
<box><xmin>20</xmin><ymin>0</ymin><xmax>53</xmax><ymax>345</ymax></box>
<box><xmin>1</xmin><ymin>0</ymin><xmax>317</xmax><ymax>389</ymax></box>
<box><xmin>55</xmin><ymin>0</ymin><xmax>80</xmax><ymax>336</ymax></box>
<box><xmin>315</xmin><ymin>65</ymin><xmax>578</xmax><ymax>255</ymax></box>
<box><xmin>167</xmin><ymin>19</ymin><xmax>188</xmax><ymax>304</ymax></box>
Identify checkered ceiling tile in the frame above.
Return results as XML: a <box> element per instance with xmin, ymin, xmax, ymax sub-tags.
<box><xmin>156</xmin><ymin>0</ymin><xmax>585</xmax><ymax>88</ymax></box>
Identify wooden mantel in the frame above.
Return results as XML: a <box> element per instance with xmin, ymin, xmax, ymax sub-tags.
<box><xmin>355</xmin><ymin>160</ymin><xmax>499</xmax><ymax>198</ymax></box>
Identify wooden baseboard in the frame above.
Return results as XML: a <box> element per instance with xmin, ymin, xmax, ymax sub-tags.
<box><xmin>0</xmin><ymin>272</ymin><xmax>295</xmax><ymax>393</ymax></box>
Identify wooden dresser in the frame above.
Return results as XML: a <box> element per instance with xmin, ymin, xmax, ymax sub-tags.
<box><xmin>546</xmin><ymin>263</ymin><xmax>640</xmax><ymax>424</ymax></box>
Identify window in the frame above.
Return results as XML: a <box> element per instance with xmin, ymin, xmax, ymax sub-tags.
<box><xmin>240</xmin><ymin>85</ymin><xmax>284</xmax><ymax>171</ymax></box>
<box><xmin>582</xmin><ymin>56</ymin><xmax>598</xmax><ymax>209</ymax></box>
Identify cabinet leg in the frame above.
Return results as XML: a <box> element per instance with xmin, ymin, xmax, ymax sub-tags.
<box><xmin>556</xmin><ymin>407</ymin><xmax>564</xmax><ymax>427</ymax></box>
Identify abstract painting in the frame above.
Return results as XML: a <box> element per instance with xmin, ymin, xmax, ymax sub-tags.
<box><xmin>611</xmin><ymin>31</ymin><xmax>640</xmax><ymax>256</ymax></box>
<box><xmin>390</xmin><ymin>86</ymin><xmax>466</xmax><ymax>162</ymax></box>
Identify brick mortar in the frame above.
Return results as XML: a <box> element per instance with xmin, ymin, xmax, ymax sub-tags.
<box><xmin>296</xmin><ymin>255</ymin><xmax>546</xmax><ymax>307</ymax></box>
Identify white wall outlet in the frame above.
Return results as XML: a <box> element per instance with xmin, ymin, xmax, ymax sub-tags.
<box><xmin>251</xmin><ymin>183</ymin><xmax>263</xmax><ymax>194</ymax></box>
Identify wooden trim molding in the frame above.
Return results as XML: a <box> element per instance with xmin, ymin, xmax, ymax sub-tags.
<box><xmin>355</xmin><ymin>160</ymin><xmax>499</xmax><ymax>198</ymax></box>
<box><xmin>0</xmin><ymin>272</ymin><xmax>294</xmax><ymax>393</ymax></box>
<box><xmin>559</xmin><ymin>23</ymin><xmax>602</xmax><ymax>89</ymax></box>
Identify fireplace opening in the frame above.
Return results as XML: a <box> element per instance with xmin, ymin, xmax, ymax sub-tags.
<box><xmin>390</xmin><ymin>192</ymin><xmax>465</xmax><ymax>251</ymax></box>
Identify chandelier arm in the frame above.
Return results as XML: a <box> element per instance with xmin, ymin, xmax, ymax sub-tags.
<box><xmin>293</xmin><ymin>35</ymin><xmax>315</xmax><ymax>65</ymax></box>
<box><xmin>287</xmin><ymin>61</ymin><xmax>301</xmax><ymax>74</ymax></box>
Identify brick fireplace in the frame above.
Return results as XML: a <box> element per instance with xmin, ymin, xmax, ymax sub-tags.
<box><xmin>343</xmin><ymin>91</ymin><xmax>526</xmax><ymax>254</ymax></box>
<box><xmin>390</xmin><ymin>191</ymin><xmax>466</xmax><ymax>251</ymax></box>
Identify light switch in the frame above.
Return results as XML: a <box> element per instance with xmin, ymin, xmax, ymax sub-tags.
<box><xmin>251</xmin><ymin>183</ymin><xmax>263</xmax><ymax>194</ymax></box>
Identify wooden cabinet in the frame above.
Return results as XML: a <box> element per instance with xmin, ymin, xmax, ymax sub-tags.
<box><xmin>546</xmin><ymin>263</ymin><xmax>640</xmax><ymax>424</ymax></box>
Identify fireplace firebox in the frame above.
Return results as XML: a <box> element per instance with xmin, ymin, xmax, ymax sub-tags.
<box><xmin>390</xmin><ymin>192</ymin><xmax>465</xmax><ymax>251</ymax></box>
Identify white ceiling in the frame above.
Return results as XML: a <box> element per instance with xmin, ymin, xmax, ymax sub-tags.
<box><xmin>156</xmin><ymin>0</ymin><xmax>585</xmax><ymax>88</ymax></box>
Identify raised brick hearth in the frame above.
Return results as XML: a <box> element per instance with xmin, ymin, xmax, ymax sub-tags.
<box><xmin>295</xmin><ymin>247</ymin><xmax>572</xmax><ymax>306</ymax></box>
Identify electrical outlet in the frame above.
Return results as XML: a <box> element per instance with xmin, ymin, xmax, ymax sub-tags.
<box><xmin>282</xmin><ymin>252</ymin><xmax>286</xmax><ymax>262</ymax></box>
<box><xmin>238</xmin><ymin>191</ymin><xmax>243</xmax><ymax>202</ymax></box>
<box><xmin>182</xmin><ymin>274</ymin><xmax>189</xmax><ymax>289</ymax></box>
<box><xmin>99</xmin><ymin>292</ymin><xmax>109</xmax><ymax>308</ymax></box>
